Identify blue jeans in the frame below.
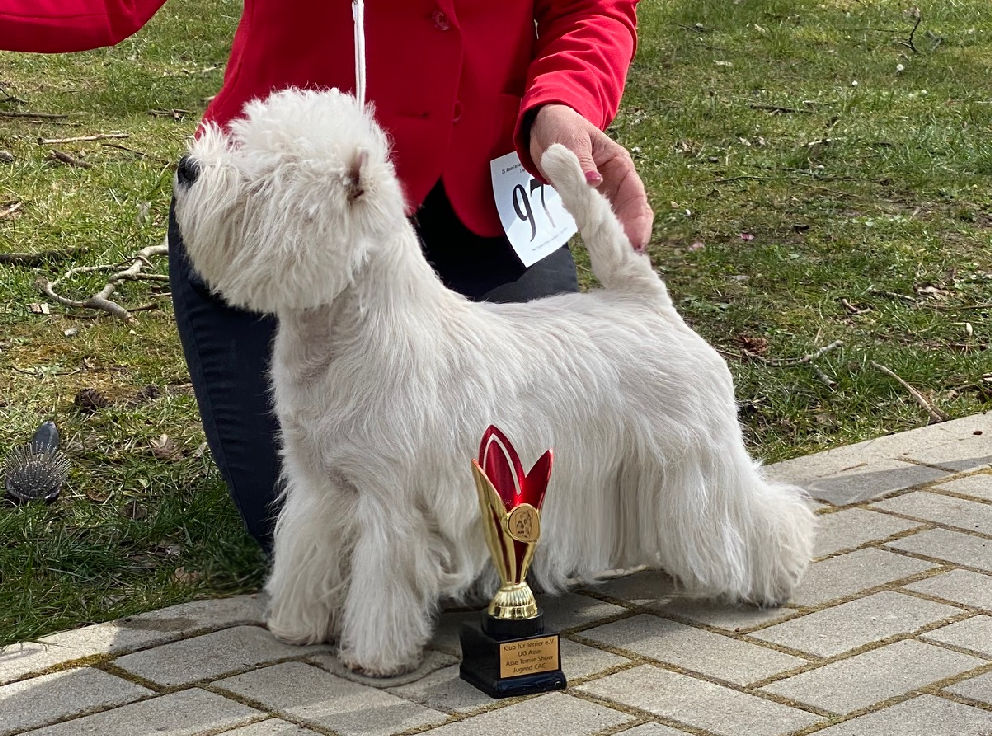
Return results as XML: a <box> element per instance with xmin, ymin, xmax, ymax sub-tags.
<box><xmin>168</xmin><ymin>182</ymin><xmax>578</xmax><ymax>552</ymax></box>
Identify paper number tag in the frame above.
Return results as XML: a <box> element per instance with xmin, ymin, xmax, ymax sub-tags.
<box><xmin>490</xmin><ymin>151</ymin><xmax>577</xmax><ymax>268</ymax></box>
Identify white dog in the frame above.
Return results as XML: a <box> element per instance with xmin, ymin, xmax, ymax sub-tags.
<box><xmin>173</xmin><ymin>88</ymin><xmax>815</xmax><ymax>676</ymax></box>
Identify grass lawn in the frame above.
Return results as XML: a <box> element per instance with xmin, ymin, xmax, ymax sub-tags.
<box><xmin>1</xmin><ymin>0</ymin><xmax>990</xmax><ymax>647</ymax></box>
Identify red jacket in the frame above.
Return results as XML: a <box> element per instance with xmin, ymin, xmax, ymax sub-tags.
<box><xmin>1</xmin><ymin>1</ymin><xmax>638</xmax><ymax>236</ymax></box>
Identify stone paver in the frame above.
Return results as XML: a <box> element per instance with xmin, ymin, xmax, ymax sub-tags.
<box><xmin>581</xmin><ymin>569</ymin><xmax>677</xmax><ymax>607</ymax></box>
<box><xmin>872</xmin><ymin>491</ymin><xmax>992</xmax><ymax>535</ymax></box>
<box><xmin>385</xmin><ymin>664</ymin><xmax>496</xmax><ymax>714</ymax></box>
<box><xmin>422</xmin><ymin>692</ymin><xmax>632</xmax><ymax>736</ymax></box>
<box><xmin>810</xmin><ymin>694</ymin><xmax>992</xmax><ymax>736</ymax></box>
<box><xmin>895</xmin><ymin>413</ymin><xmax>992</xmax><ymax>472</ymax></box>
<box><xmin>813</xmin><ymin>507</ymin><xmax>922</xmax><ymax>557</ymax></box>
<box><xmin>789</xmin><ymin>547</ymin><xmax>937</xmax><ymax>606</ymax></box>
<box><xmin>6</xmin><ymin>417</ymin><xmax>992</xmax><ymax>736</ymax></box>
<box><xmin>0</xmin><ymin>641</ymin><xmax>92</xmax><ymax>688</ymax></box>
<box><xmin>654</xmin><ymin>599</ymin><xmax>797</xmax><ymax>631</ymax></box>
<box><xmin>761</xmin><ymin>639</ymin><xmax>986</xmax><ymax>714</ymax></box>
<box><xmin>539</xmin><ymin>592</ymin><xmax>629</xmax><ymax>632</ymax></box>
<box><xmin>578</xmin><ymin>664</ymin><xmax>822</xmax><ymax>736</ymax></box>
<box><xmin>0</xmin><ymin>667</ymin><xmax>152</xmax><ymax>736</ymax></box>
<box><xmin>214</xmin><ymin>661</ymin><xmax>446</xmax><ymax>736</ymax></box>
<box><xmin>0</xmin><ymin>595</ymin><xmax>267</xmax><ymax>687</ymax></box>
<box><xmin>49</xmin><ymin>595</ymin><xmax>263</xmax><ymax>655</ymax></box>
<box><xmin>581</xmin><ymin>613</ymin><xmax>806</xmax><ymax>685</ymax></box>
<box><xmin>751</xmin><ymin>591</ymin><xmax>962</xmax><ymax>657</ymax></box>
<box><xmin>220</xmin><ymin>720</ymin><xmax>321</xmax><ymax>735</ymax></box>
<box><xmin>766</xmin><ymin>412</ymin><xmax>992</xmax><ymax>502</ymax></box>
<box><xmin>886</xmin><ymin>528</ymin><xmax>992</xmax><ymax>571</ymax></box>
<box><xmin>935</xmin><ymin>472</ymin><xmax>992</xmax><ymax>501</ymax></box>
<box><xmin>921</xmin><ymin>615</ymin><xmax>992</xmax><ymax>656</ymax></box>
<box><xmin>945</xmin><ymin>671</ymin><xmax>992</xmax><ymax>705</ymax></box>
<box><xmin>20</xmin><ymin>688</ymin><xmax>261</xmax><ymax>736</ymax></box>
<box><xmin>114</xmin><ymin>625</ymin><xmax>327</xmax><ymax>686</ymax></box>
<box><xmin>617</xmin><ymin>725</ymin><xmax>694</xmax><ymax>736</ymax></box>
<box><xmin>557</xmin><ymin>638</ymin><xmax>631</xmax><ymax>680</ymax></box>
<box><xmin>808</xmin><ymin>461</ymin><xmax>952</xmax><ymax>505</ymax></box>
<box><xmin>902</xmin><ymin>569</ymin><xmax>992</xmax><ymax>609</ymax></box>
<box><xmin>768</xmin><ymin>456</ymin><xmax>950</xmax><ymax>505</ymax></box>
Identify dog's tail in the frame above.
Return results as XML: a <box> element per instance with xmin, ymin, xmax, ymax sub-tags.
<box><xmin>540</xmin><ymin>144</ymin><xmax>669</xmax><ymax>303</ymax></box>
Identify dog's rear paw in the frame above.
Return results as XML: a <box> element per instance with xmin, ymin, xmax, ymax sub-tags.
<box><xmin>267</xmin><ymin>617</ymin><xmax>335</xmax><ymax>647</ymax></box>
<box><xmin>339</xmin><ymin>648</ymin><xmax>423</xmax><ymax>678</ymax></box>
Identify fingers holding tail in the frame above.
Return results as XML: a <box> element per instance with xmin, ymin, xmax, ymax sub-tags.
<box><xmin>540</xmin><ymin>144</ymin><xmax>667</xmax><ymax>303</ymax></box>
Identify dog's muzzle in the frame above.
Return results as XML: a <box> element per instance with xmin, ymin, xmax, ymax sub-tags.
<box><xmin>176</xmin><ymin>155</ymin><xmax>200</xmax><ymax>187</ymax></box>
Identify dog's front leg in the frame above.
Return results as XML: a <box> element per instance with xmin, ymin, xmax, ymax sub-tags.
<box><xmin>337</xmin><ymin>490</ymin><xmax>437</xmax><ymax>677</ymax></box>
<box><xmin>266</xmin><ymin>469</ymin><xmax>356</xmax><ymax>645</ymax></box>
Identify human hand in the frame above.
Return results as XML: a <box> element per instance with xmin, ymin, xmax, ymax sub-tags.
<box><xmin>529</xmin><ymin>103</ymin><xmax>654</xmax><ymax>251</ymax></box>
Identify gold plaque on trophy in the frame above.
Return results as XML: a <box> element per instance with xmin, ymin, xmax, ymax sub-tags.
<box><xmin>498</xmin><ymin>635</ymin><xmax>560</xmax><ymax>678</ymax></box>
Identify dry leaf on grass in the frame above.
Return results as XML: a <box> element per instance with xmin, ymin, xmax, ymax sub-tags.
<box><xmin>150</xmin><ymin>434</ymin><xmax>184</xmax><ymax>462</ymax></box>
<box><xmin>74</xmin><ymin>388</ymin><xmax>110</xmax><ymax>412</ymax></box>
<box><xmin>172</xmin><ymin>567</ymin><xmax>203</xmax><ymax>585</ymax></box>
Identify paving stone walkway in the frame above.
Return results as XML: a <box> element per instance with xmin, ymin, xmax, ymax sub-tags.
<box><xmin>2</xmin><ymin>412</ymin><xmax>990</xmax><ymax>736</ymax></box>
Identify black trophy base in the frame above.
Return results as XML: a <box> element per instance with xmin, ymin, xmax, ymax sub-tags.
<box><xmin>459</xmin><ymin>612</ymin><xmax>567</xmax><ymax>698</ymax></box>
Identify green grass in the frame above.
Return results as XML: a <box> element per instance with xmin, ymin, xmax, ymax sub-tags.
<box><xmin>1</xmin><ymin>0</ymin><xmax>990</xmax><ymax>647</ymax></box>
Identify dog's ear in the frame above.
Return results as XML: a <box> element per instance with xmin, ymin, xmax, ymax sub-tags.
<box><xmin>346</xmin><ymin>149</ymin><xmax>368</xmax><ymax>202</ymax></box>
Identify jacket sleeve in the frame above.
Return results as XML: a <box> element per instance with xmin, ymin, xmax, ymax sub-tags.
<box><xmin>514</xmin><ymin>0</ymin><xmax>639</xmax><ymax>173</ymax></box>
<box><xmin>0</xmin><ymin>0</ymin><xmax>167</xmax><ymax>52</ymax></box>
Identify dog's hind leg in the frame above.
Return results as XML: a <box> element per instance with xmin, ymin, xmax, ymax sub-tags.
<box><xmin>727</xmin><ymin>461</ymin><xmax>816</xmax><ymax>607</ymax></box>
<box><xmin>642</xmin><ymin>439</ymin><xmax>814</xmax><ymax>607</ymax></box>
<box><xmin>337</xmin><ymin>488</ymin><xmax>438</xmax><ymax>676</ymax></box>
<box><xmin>266</xmin><ymin>469</ymin><xmax>356</xmax><ymax>645</ymax></box>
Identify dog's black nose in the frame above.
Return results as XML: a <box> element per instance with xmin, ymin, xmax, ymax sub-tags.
<box><xmin>176</xmin><ymin>155</ymin><xmax>200</xmax><ymax>187</ymax></box>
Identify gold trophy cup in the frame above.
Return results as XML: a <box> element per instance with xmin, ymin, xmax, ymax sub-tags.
<box><xmin>459</xmin><ymin>426</ymin><xmax>567</xmax><ymax>698</ymax></box>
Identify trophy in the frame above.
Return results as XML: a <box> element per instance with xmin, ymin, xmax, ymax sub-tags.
<box><xmin>459</xmin><ymin>425</ymin><xmax>567</xmax><ymax>698</ymax></box>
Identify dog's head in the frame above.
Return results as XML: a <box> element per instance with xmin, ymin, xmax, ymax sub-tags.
<box><xmin>172</xmin><ymin>87</ymin><xmax>405</xmax><ymax>313</ymax></box>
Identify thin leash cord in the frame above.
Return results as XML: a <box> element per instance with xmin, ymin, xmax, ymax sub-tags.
<box><xmin>352</xmin><ymin>0</ymin><xmax>367</xmax><ymax>105</ymax></box>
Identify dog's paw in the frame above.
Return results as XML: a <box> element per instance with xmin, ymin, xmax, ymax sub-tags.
<box><xmin>751</xmin><ymin>594</ymin><xmax>792</xmax><ymax>610</ymax></box>
<box><xmin>338</xmin><ymin>649</ymin><xmax>423</xmax><ymax>678</ymax></box>
<box><xmin>266</xmin><ymin>618</ymin><xmax>335</xmax><ymax>647</ymax></box>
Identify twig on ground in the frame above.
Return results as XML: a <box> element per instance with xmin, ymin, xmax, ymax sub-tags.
<box><xmin>37</xmin><ymin>243</ymin><xmax>169</xmax><ymax>320</ymax></box>
<box><xmin>0</xmin><ymin>110</ymin><xmax>68</xmax><ymax>119</ymax></box>
<box><xmin>840</xmin><ymin>26</ymin><xmax>904</xmax><ymax>33</ymax></box>
<box><xmin>870</xmin><ymin>361</ymin><xmax>949</xmax><ymax>423</ymax></box>
<box><xmin>725</xmin><ymin>341</ymin><xmax>842</xmax><ymax>388</ymax></box>
<box><xmin>100</xmin><ymin>142</ymin><xmax>172</xmax><ymax>165</ymax></box>
<box><xmin>756</xmin><ymin>341</ymin><xmax>842</xmax><ymax>388</ymax></box>
<box><xmin>13</xmin><ymin>365</ymin><xmax>82</xmax><ymax>377</ymax></box>
<box><xmin>39</xmin><ymin>133</ymin><xmax>128</xmax><ymax>145</ymax></box>
<box><xmin>148</xmin><ymin>108</ymin><xmax>191</xmax><ymax>119</ymax></box>
<box><xmin>0</xmin><ymin>246</ymin><xmax>86</xmax><ymax>266</ymax></box>
<box><xmin>809</xmin><ymin>365</ymin><xmax>837</xmax><ymax>389</ymax></box>
<box><xmin>749</xmin><ymin>103</ymin><xmax>813</xmax><ymax>114</ymax></box>
<box><xmin>0</xmin><ymin>83</ymin><xmax>27</xmax><ymax>104</ymax></box>
<box><xmin>948</xmin><ymin>374</ymin><xmax>992</xmax><ymax>395</ymax></box>
<box><xmin>870</xmin><ymin>289</ymin><xmax>918</xmax><ymax>303</ymax></box>
<box><xmin>928</xmin><ymin>302</ymin><xmax>992</xmax><ymax>311</ymax></box>
<box><xmin>750</xmin><ymin>341</ymin><xmax>844</xmax><ymax>367</ymax></box>
<box><xmin>900</xmin><ymin>8</ymin><xmax>923</xmax><ymax>54</ymax></box>
<box><xmin>840</xmin><ymin>298</ymin><xmax>871</xmax><ymax>315</ymax></box>
<box><xmin>710</xmin><ymin>175</ymin><xmax>770</xmax><ymax>184</ymax></box>
<box><xmin>49</xmin><ymin>150</ymin><xmax>91</xmax><ymax>168</ymax></box>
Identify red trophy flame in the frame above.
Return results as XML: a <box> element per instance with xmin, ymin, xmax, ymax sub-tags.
<box><xmin>459</xmin><ymin>426</ymin><xmax>567</xmax><ymax>697</ymax></box>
